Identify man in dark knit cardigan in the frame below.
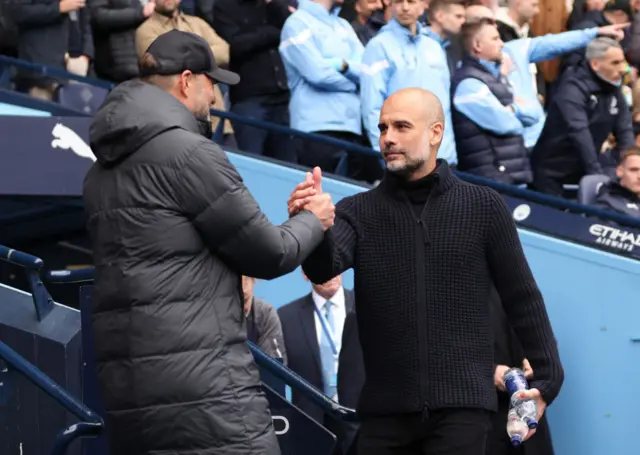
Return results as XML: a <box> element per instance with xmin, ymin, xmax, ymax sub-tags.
<box><xmin>288</xmin><ymin>88</ymin><xmax>564</xmax><ymax>455</ymax></box>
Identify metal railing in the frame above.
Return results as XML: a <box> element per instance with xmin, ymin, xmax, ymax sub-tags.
<box><xmin>46</xmin><ymin>267</ymin><xmax>358</xmax><ymax>422</ymax></box>
<box><xmin>2</xmin><ymin>54</ymin><xmax>640</xmax><ymax>230</ymax></box>
<box><xmin>0</xmin><ymin>245</ymin><xmax>104</xmax><ymax>455</ymax></box>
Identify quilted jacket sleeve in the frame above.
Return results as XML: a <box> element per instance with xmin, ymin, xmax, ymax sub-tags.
<box><xmin>174</xmin><ymin>141</ymin><xmax>325</xmax><ymax>279</ymax></box>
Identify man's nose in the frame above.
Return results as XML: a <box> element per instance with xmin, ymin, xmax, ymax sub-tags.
<box><xmin>383</xmin><ymin>132</ymin><xmax>397</xmax><ymax>146</ymax></box>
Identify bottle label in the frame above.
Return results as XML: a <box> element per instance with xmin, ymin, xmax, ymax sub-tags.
<box><xmin>504</xmin><ymin>368</ymin><xmax>529</xmax><ymax>397</ymax></box>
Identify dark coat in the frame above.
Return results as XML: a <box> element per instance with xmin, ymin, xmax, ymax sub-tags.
<box><xmin>532</xmin><ymin>62</ymin><xmax>634</xmax><ymax>188</ymax></box>
<box><xmin>212</xmin><ymin>0</ymin><xmax>290</xmax><ymax>104</ymax></box>
<box><xmin>89</xmin><ymin>0</ymin><xmax>147</xmax><ymax>82</ymax></box>
<box><xmin>83</xmin><ymin>79</ymin><xmax>325</xmax><ymax>455</ymax></box>
<box><xmin>595</xmin><ymin>181</ymin><xmax>640</xmax><ymax>218</ymax></box>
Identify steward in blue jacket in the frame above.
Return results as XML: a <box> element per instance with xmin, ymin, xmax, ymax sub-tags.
<box><xmin>279</xmin><ymin>0</ymin><xmax>364</xmax><ymax>136</ymax></box>
<box><xmin>531</xmin><ymin>38</ymin><xmax>634</xmax><ymax>196</ymax></box>
<box><xmin>360</xmin><ymin>17</ymin><xmax>458</xmax><ymax>165</ymax></box>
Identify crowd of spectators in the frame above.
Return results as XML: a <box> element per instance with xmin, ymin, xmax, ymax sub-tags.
<box><xmin>0</xmin><ymin>0</ymin><xmax>639</xmax><ymax>217</ymax></box>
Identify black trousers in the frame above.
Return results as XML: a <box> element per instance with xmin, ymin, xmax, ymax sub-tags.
<box><xmin>357</xmin><ymin>409</ymin><xmax>491</xmax><ymax>455</ymax></box>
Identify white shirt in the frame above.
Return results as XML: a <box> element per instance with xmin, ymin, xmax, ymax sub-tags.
<box><xmin>312</xmin><ymin>286</ymin><xmax>346</xmax><ymax>402</ymax></box>
<box><xmin>312</xmin><ymin>286</ymin><xmax>347</xmax><ymax>354</ymax></box>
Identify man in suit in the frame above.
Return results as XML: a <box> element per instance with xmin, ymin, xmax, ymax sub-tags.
<box><xmin>278</xmin><ymin>273</ymin><xmax>360</xmax><ymax>455</ymax></box>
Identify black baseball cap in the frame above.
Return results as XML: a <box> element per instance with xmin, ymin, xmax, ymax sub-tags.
<box><xmin>140</xmin><ymin>30</ymin><xmax>240</xmax><ymax>85</ymax></box>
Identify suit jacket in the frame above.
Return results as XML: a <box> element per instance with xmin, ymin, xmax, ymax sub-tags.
<box><xmin>278</xmin><ymin>289</ymin><xmax>357</xmax><ymax>422</ymax></box>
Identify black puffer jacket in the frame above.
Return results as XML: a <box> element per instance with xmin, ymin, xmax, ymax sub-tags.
<box><xmin>89</xmin><ymin>0</ymin><xmax>146</xmax><ymax>82</ymax></box>
<box><xmin>83</xmin><ymin>79</ymin><xmax>325</xmax><ymax>455</ymax></box>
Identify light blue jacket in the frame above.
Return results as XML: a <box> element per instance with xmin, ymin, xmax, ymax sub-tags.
<box><xmin>501</xmin><ymin>28</ymin><xmax>599</xmax><ymax>147</ymax></box>
<box><xmin>452</xmin><ymin>59</ymin><xmax>541</xmax><ymax>138</ymax></box>
<box><xmin>360</xmin><ymin>20</ymin><xmax>457</xmax><ymax>164</ymax></box>
<box><xmin>279</xmin><ymin>0</ymin><xmax>364</xmax><ymax>135</ymax></box>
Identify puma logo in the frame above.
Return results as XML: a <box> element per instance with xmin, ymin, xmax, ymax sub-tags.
<box><xmin>51</xmin><ymin>123</ymin><xmax>96</xmax><ymax>162</ymax></box>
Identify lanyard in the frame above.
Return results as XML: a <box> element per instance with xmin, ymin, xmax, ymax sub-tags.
<box><xmin>314</xmin><ymin>304</ymin><xmax>339</xmax><ymax>356</ymax></box>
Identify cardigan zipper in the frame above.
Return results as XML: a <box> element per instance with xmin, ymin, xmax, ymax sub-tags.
<box><xmin>415</xmin><ymin>192</ymin><xmax>433</xmax><ymax>421</ymax></box>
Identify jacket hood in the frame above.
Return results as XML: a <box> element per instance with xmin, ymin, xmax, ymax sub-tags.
<box><xmin>89</xmin><ymin>79</ymin><xmax>200</xmax><ymax>166</ymax></box>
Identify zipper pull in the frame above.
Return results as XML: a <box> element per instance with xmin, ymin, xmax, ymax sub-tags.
<box><xmin>417</xmin><ymin>219</ymin><xmax>429</xmax><ymax>245</ymax></box>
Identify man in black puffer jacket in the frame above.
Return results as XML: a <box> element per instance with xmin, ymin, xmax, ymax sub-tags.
<box><xmin>83</xmin><ymin>30</ymin><xmax>335</xmax><ymax>455</ymax></box>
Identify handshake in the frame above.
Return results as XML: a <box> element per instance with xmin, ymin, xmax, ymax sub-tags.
<box><xmin>287</xmin><ymin>167</ymin><xmax>335</xmax><ymax>231</ymax></box>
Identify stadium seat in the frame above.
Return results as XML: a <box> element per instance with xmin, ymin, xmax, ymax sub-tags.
<box><xmin>55</xmin><ymin>82</ymin><xmax>109</xmax><ymax>115</ymax></box>
<box><xmin>578</xmin><ymin>174</ymin><xmax>611</xmax><ymax>205</ymax></box>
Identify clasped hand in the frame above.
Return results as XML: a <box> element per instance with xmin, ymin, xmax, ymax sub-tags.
<box><xmin>287</xmin><ymin>166</ymin><xmax>335</xmax><ymax>231</ymax></box>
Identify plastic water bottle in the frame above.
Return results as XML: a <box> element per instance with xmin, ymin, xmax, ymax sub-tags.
<box><xmin>506</xmin><ymin>407</ymin><xmax>529</xmax><ymax>447</ymax></box>
<box><xmin>504</xmin><ymin>367</ymin><xmax>538</xmax><ymax>429</ymax></box>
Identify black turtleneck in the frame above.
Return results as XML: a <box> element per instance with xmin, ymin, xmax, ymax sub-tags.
<box><xmin>389</xmin><ymin>171</ymin><xmax>439</xmax><ymax>216</ymax></box>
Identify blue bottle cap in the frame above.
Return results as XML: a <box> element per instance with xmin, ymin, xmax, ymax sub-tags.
<box><xmin>525</xmin><ymin>417</ymin><xmax>538</xmax><ymax>429</ymax></box>
<box><xmin>510</xmin><ymin>435</ymin><xmax>523</xmax><ymax>447</ymax></box>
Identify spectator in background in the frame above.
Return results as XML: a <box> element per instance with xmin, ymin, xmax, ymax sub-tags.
<box><xmin>424</xmin><ymin>0</ymin><xmax>466</xmax><ymax>78</ymax></box>
<box><xmin>452</xmin><ymin>18</ymin><xmax>538</xmax><ymax>185</ymax></box>
<box><xmin>465</xmin><ymin>1</ymin><xmax>494</xmax><ymax>23</ymax></box>
<box><xmin>361</xmin><ymin>0</ymin><xmax>460</xmax><ymax>166</ymax></box>
<box><xmin>136</xmin><ymin>0</ymin><xmax>234</xmax><ymax>143</ymax></box>
<box><xmin>178</xmin><ymin>0</ymin><xmax>214</xmax><ymax>25</ymax></box>
<box><xmin>496</xmin><ymin>0</ymin><xmax>546</xmax><ymax>104</ymax></box>
<box><xmin>477</xmin><ymin>0</ymin><xmax>497</xmax><ymax>11</ymax></box>
<box><xmin>495</xmin><ymin>14</ymin><xmax>627</xmax><ymax>158</ymax></box>
<box><xmin>340</xmin><ymin>0</ymin><xmax>385</xmax><ymax>45</ymax></box>
<box><xmin>280</xmin><ymin>0</ymin><xmax>380</xmax><ymax>182</ymax></box>
<box><xmin>0</xmin><ymin>0</ymin><xmax>18</xmax><ymax>60</ymax></box>
<box><xmin>567</xmin><ymin>0</ymin><xmax>607</xmax><ymax>30</ymax></box>
<box><xmin>625</xmin><ymin>0</ymin><xmax>640</xmax><ymax>67</ymax></box>
<box><xmin>213</xmin><ymin>0</ymin><xmax>297</xmax><ymax>163</ymax></box>
<box><xmin>496</xmin><ymin>0</ymin><xmax>539</xmax><ymax>43</ymax></box>
<box><xmin>242</xmin><ymin>276</ymin><xmax>288</xmax><ymax>363</ymax></box>
<box><xmin>595</xmin><ymin>145</ymin><xmax>640</xmax><ymax>217</ymax></box>
<box><xmin>561</xmin><ymin>0</ymin><xmax>632</xmax><ymax>73</ymax></box>
<box><xmin>8</xmin><ymin>0</ymin><xmax>93</xmax><ymax>99</ymax></box>
<box><xmin>65</xmin><ymin>5</ymin><xmax>93</xmax><ymax>76</ymax></box>
<box><xmin>532</xmin><ymin>38</ymin><xmax>634</xmax><ymax>197</ymax></box>
<box><xmin>89</xmin><ymin>0</ymin><xmax>155</xmax><ymax>83</ymax></box>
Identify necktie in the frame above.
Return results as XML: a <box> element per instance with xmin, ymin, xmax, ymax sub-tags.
<box><xmin>319</xmin><ymin>300</ymin><xmax>337</xmax><ymax>399</ymax></box>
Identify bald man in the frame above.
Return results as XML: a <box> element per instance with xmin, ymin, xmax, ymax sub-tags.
<box><xmin>466</xmin><ymin>3</ymin><xmax>494</xmax><ymax>22</ymax></box>
<box><xmin>288</xmin><ymin>88</ymin><xmax>564</xmax><ymax>455</ymax></box>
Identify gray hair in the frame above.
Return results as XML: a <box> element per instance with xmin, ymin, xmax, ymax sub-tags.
<box><xmin>586</xmin><ymin>37</ymin><xmax>622</xmax><ymax>60</ymax></box>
